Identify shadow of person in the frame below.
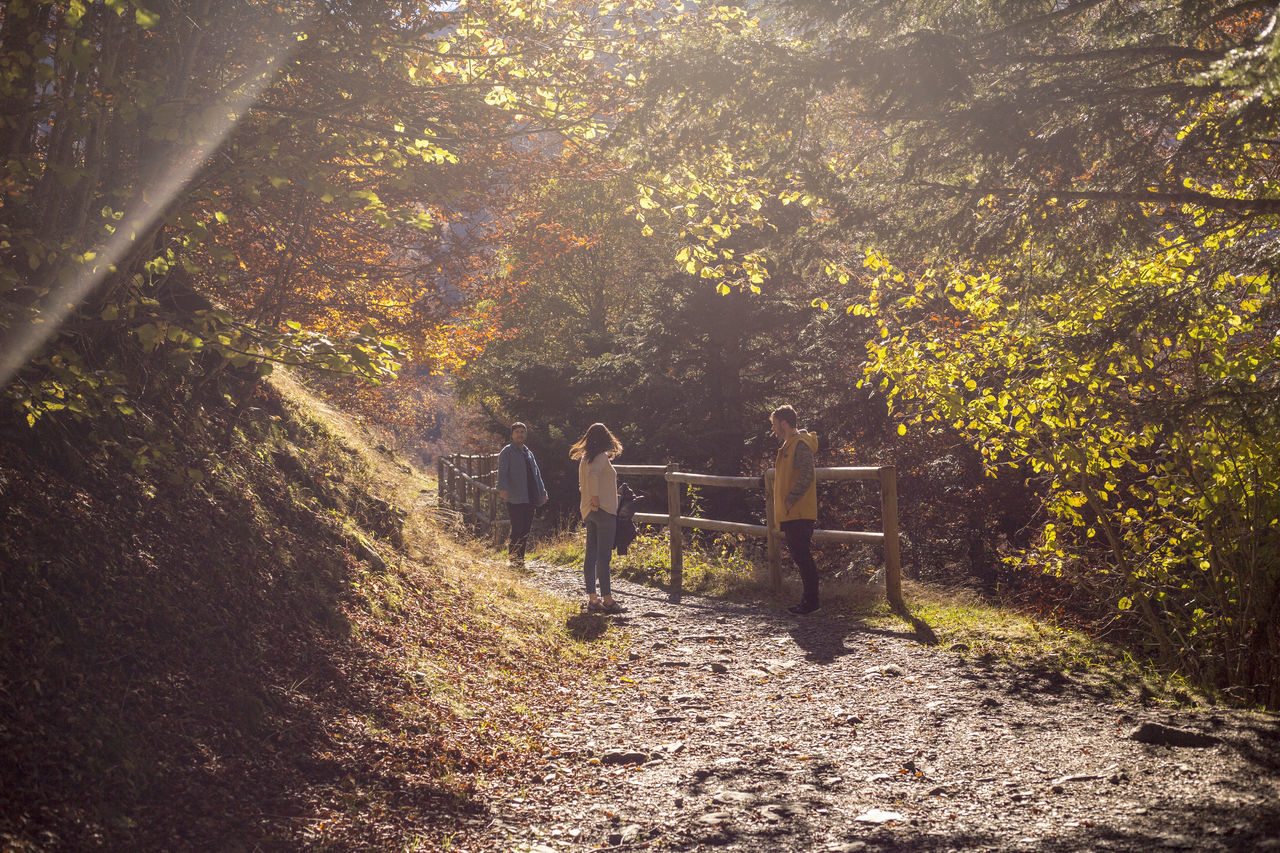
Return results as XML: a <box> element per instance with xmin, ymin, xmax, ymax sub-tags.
<box><xmin>786</xmin><ymin>611</ymin><xmax>863</xmax><ymax>664</ymax></box>
<box><xmin>898</xmin><ymin>607</ymin><xmax>940</xmax><ymax>645</ymax></box>
<box><xmin>787</xmin><ymin>604</ymin><xmax>939</xmax><ymax>663</ymax></box>
<box><xmin>566</xmin><ymin>611</ymin><xmax>609</xmax><ymax>641</ymax></box>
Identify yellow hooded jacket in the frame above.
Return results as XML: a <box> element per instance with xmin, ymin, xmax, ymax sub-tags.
<box><xmin>774</xmin><ymin>430</ymin><xmax>819</xmax><ymax>523</ymax></box>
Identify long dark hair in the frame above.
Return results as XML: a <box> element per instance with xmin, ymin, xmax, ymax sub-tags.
<box><xmin>569</xmin><ymin>422</ymin><xmax>623</xmax><ymax>463</ymax></box>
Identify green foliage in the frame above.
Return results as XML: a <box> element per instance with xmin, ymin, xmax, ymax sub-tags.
<box><xmin>862</xmin><ymin>222</ymin><xmax>1279</xmax><ymax>703</ymax></box>
<box><xmin>613</xmin><ymin>531</ymin><xmax>760</xmax><ymax>598</ymax></box>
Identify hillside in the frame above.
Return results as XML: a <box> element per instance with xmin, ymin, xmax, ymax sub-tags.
<box><xmin>0</xmin><ymin>370</ymin><xmax>609</xmax><ymax>851</ymax></box>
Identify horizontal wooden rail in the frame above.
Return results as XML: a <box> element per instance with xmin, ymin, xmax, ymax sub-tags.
<box><xmin>635</xmin><ymin>511</ymin><xmax>886</xmax><ymax>546</ymax></box>
<box><xmin>666</xmin><ymin>472</ymin><xmax>761</xmax><ymax>488</ymax></box>
<box><xmin>614</xmin><ymin>464</ymin><xmax>672</xmax><ymax>475</ymax></box>
<box><xmin>813</xmin><ymin>529</ymin><xmax>885</xmax><ymax>544</ymax></box>
<box><xmin>456</xmin><ymin>470</ymin><xmax>496</xmax><ymax>491</ymax></box>
<box><xmin>814</xmin><ymin>466</ymin><xmax>883</xmax><ymax>480</ymax></box>
<box><xmin>437</xmin><ymin>452</ymin><xmax>506</xmax><ymax>547</ymax></box>
<box><xmin>632</xmin><ymin>512</ymin><xmax>767</xmax><ymax>537</ymax></box>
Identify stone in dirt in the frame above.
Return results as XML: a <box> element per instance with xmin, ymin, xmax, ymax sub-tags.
<box><xmin>601</xmin><ymin>750</ymin><xmax>650</xmax><ymax>765</ymax></box>
<box><xmin>1127</xmin><ymin>722</ymin><xmax>1220</xmax><ymax>747</ymax></box>
<box><xmin>854</xmin><ymin>808</ymin><xmax>906</xmax><ymax>824</ymax></box>
<box><xmin>757</xmin><ymin>803</ymin><xmax>794</xmax><ymax>821</ymax></box>
<box><xmin>712</xmin><ymin>790</ymin><xmax>756</xmax><ymax>806</ymax></box>
<box><xmin>617</xmin><ymin>824</ymin><xmax>642</xmax><ymax>843</ymax></box>
<box><xmin>695</xmin><ymin>811</ymin><xmax>734</xmax><ymax>825</ymax></box>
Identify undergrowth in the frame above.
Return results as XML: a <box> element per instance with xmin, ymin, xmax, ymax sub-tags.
<box><xmin>531</xmin><ymin>530</ymin><xmax>764</xmax><ymax>599</ymax></box>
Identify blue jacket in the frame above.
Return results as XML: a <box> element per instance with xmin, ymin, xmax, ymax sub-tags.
<box><xmin>497</xmin><ymin>443</ymin><xmax>548</xmax><ymax>505</ymax></box>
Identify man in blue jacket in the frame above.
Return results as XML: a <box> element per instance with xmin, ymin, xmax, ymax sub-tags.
<box><xmin>497</xmin><ymin>422</ymin><xmax>548</xmax><ymax>568</ymax></box>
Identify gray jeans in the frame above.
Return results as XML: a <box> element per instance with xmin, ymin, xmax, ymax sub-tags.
<box><xmin>583</xmin><ymin>509</ymin><xmax>617</xmax><ymax>596</ymax></box>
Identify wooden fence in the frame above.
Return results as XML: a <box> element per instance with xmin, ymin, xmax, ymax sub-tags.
<box><xmin>437</xmin><ymin>454</ymin><xmax>903</xmax><ymax>610</ymax></box>
<box><xmin>436</xmin><ymin>453</ymin><xmax>509</xmax><ymax>547</ymax></box>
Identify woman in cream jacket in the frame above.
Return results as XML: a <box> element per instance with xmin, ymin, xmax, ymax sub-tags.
<box><xmin>570</xmin><ymin>422</ymin><xmax>623</xmax><ymax>612</ymax></box>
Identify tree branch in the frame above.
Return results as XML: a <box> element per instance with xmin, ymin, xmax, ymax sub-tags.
<box><xmin>918</xmin><ymin>181</ymin><xmax>1280</xmax><ymax>215</ymax></box>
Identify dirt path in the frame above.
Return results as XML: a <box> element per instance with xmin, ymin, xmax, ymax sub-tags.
<box><xmin>473</xmin><ymin>563</ymin><xmax>1280</xmax><ymax>853</ymax></box>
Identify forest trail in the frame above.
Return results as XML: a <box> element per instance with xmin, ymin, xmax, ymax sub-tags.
<box><xmin>470</xmin><ymin>563</ymin><xmax>1280</xmax><ymax>853</ymax></box>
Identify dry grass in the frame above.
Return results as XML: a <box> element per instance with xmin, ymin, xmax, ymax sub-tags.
<box><xmin>866</xmin><ymin>581</ymin><xmax>1204</xmax><ymax>704</ymax></box>
<box><xmin>270</xmin><ymin>371</ymin><xmax>609</xmax><ymax>659</ymax></box>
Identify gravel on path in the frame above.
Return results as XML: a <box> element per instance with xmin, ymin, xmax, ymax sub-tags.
<box><xmin>472</xmin><ymin>562</ymin><xmax>1280</xmax><ymax>853</ymax></box>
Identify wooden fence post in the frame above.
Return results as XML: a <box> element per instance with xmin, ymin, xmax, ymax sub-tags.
<box><xmin>666</xmin><ymin>464</ymin><xmax>682</xmax><ymax>604</ymax></box>
<box><xmin>452</xmin><ymin>454</ymin><xmax>462</xmax><ymax>511</ymax></box>
<box><xmin>879</xmin><ymin>465</ymin><xmax>905</xmax><ymax>612</ymax></box>
<box><xmin>437</xmin><ymin>456</ymin><xmax>445</xmax><ymax>507</ymax></box>
<box><xmin>476</xmin><ymin>450</ymin><xmax>483</xmax><ymax>525</ymax></box>
<box><xmin>465</xmin><ymin>456</ymin><xmax>474</xmax><ymax>520</ymax></box>
<box><xmin>763</xmin><ymin>468</ymin><xmax>781</xmax><ymax>593</ymax></box>
<box><xmin>487</xmin><ymin>461</ymin><xmax>501</xmax><ymax>547</ymax></box>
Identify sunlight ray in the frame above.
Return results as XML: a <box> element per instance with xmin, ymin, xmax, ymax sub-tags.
<box><xmin>0</xmin><ymin>18</ymin><xmax>307</xmax><ymax>387</ymax></box>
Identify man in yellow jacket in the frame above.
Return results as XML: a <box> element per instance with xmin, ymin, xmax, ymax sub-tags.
<box><xmin>771</xmin><ymin>404</ymin><xmax>820</xmax><ymax>615</ymax></box>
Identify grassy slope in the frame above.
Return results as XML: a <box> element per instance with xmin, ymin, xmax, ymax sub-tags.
<box><xmin>0</xmin><ymin>370</ymin><xmax>611</xmax><ymax>851</ymax></box>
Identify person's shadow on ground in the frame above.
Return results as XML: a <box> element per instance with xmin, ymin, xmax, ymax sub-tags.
<box><xmin>565</xmin><ymin>611</ymin><xmax>609</xmax><ymax>640</ymax></box>
<box><xmin>785</xmin><ymin>601</ymin><xmax>940</xmax><ymax>663</ymax></box>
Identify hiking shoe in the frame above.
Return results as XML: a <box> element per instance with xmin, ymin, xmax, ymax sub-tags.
<box><xmin>602</xmin><ymin>599</ymin><xmax>624</xmax><ymax>614</ymax></box>
<box><xmin>587</xmin><ymin>599</ymin><xmax>605</xmax><ymax>613</ymax></box>
<box><xmin>788</xmin><ymin>601</ymin><xmax>820</xmax><ymax>615</ymax></box>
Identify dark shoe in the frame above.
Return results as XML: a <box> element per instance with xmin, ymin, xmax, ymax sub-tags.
<box><xmin>587</xmin><ymin>599</ymin><xmax>605</xmax><ymax>613</ymax></box>
<box><xmin>788</xmin><ymin>601</ymin><xmax>819</xmax><ymax>615</ymax></box>
<box><xmin>602</xmin><ymin>599</ymin><xmax>624</xmax><ymax>613</ymax></box>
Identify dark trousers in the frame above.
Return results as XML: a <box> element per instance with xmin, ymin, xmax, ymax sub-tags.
<box><xmin>781</xmin><ymin>519</ymin><xmax>818</xmax><ymax>606</ymax></box>
<box><xmin>507</xmin><ymin>502</ymin><xmax>535</xmax><ymax>564</ymax></box>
